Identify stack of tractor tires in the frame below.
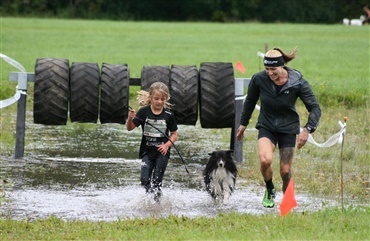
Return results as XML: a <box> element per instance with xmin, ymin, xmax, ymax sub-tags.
<box><xmin>33</xmin><ymin>59</ymin><xmax>235</xmax><ymax>129</ymax></box>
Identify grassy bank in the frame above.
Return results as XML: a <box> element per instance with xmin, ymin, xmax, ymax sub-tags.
<box><xmin>1</xmin><ymin>207</ymin><xmax>369</xmax><ymax>240</ymax></box>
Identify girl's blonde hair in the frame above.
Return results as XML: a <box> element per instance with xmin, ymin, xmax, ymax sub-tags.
<box><xmin>137</xmin><ymin>82</ymin><xmax>172</xmax><ymax>109</ymax></box>
<box><xmin>265</xmin><ymin>47</ymin><xmax>298</xmax><ymax>64</ymax></box>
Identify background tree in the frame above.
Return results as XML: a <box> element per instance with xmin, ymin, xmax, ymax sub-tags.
<box><xmin>0</xmin><ymin>0</ymin><xmax>367</xmax><ymax>23</ymax></box>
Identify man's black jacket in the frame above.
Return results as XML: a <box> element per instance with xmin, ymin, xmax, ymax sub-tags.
<box><xmin>240</xmin><ymin>67</ymin><xmax>321</xmax><ymax>134</ymax></box>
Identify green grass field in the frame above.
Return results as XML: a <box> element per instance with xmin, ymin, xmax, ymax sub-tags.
<box><xmin>1</xmin><ymin>17</ymin><xmax>369</xmax><ymax>106</ymax></box>
<box><xmin>1</xmin><ymin>208</ymin><xmax>369</xmax><ymax>240</ymax></box>
<box><xmin>0</xmin><ymin>17</ymin><xmax>369</xmax><ymax>240</ymax></box>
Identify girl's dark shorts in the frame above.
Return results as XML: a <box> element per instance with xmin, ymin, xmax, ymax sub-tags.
<box><xmin>258</xmin><ymin>128</ymin><xmax>296</xmax><ymax>148</ymax></box>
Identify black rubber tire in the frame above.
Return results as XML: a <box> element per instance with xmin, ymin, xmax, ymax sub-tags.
<box><xmin>199</xmin><ymin>62</ymin><xmax>235</xmax><ymax>128</ymax></box>
<box><xmin>99</xmin><ymin>63</ymin><xmax>130</xmax><ymax>124</ymax></box>
<box><xmin>140</xmin><ymin>66</ymin><xmax>170</xmax><ymax>91</ymax></box>
<box><xmin>33</xmin><ymin>58</ymin><xmax>69</xmax><ymax>125</ymax></box>
<box><xmin>69</xmin><ymin>62</ymin><xmax>100</xmax><ymax>123</ymax></box>
<box><xmin>169</xmin><ymin>65</ymin><xmax>198</xmax><ymax>125</ymax></box>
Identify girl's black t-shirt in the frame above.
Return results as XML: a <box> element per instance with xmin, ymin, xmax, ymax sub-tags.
<box><xmin>132</xmin><ymin>105</ymin><xmax>178</xmax><ymax>159</ymax></box>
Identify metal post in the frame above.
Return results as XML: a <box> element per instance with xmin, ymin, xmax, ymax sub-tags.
<box><xmin>232</xmin><ymin>78</ymin><xmax>245</xmax><ymax>162</ymax></box>
<box><xmin>14</xmin><ymin>72</ymin><xmax>28</xmax><ymax>159</ymax></box>
<box><xmin>231</xmin><ymin>78</ymin><xmax>251</xmax><ymax>162</ymax></box>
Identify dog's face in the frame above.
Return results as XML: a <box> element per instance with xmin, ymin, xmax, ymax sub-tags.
<box><xmin>208</xmin><ymin>150</ymin><xmax>234</xmax><ymax>168</ymax></box>
<box><xmin>217</xmin><ymin>158</ymin><xmax>225</xmax><ymax>168</ymax></box>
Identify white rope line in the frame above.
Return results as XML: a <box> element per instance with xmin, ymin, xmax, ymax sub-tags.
<box><xmin>0</xmin><ymin>87</ymin><xmax>27</xmax><ymax>109</ymax></box>
<box><xmin>0</xmin><ymin>53</ymin><xmax>28</xmax><ymax>108</ymax></box>
<box><xmin>301</xmin><ymin>121</ymin><xmax>346</xmax><ymax>147</ymax></box>
<box><xmin>0</xmin><ymin>53</ymin><xmax>26</xmax><ymax>72</ymax></box>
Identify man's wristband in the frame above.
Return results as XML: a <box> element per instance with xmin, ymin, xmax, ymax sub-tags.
<box><xmin>304</xmin><ymin>125</ymin><xmax>314</xmax><ymax>133</ymax></box>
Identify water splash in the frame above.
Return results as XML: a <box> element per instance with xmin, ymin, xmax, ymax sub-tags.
<box><xmin>0</xmin><ymin>119</ymin><xmax>338</xmax><ymax>221</ymax></box>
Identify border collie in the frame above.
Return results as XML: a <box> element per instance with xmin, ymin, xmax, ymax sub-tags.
<box><xmin>203</xmin><ymin>150</ymin><xmax>237</xmax><ymax>205</ymax></box>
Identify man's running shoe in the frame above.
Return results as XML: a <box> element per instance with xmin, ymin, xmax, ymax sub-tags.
<box><xmin>262</xmin><ymin>189</ymin><xmax>275</xmax><ymax>208</ymax></box>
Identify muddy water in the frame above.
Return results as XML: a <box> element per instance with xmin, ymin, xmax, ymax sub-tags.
<box><xmin>0</xmin><ymin>120</ymin><xmax>335</xmax><ymax>221</ymax></box>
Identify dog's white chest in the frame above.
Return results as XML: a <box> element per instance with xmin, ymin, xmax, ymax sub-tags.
<box><xmin>210</xmin><ymin>167</ymin><xmax>235</xmax><ymax>204</ymax></box>
<box><xmin>211</xmin><ymin>167</ymin><xmax>229</xmax><ymax>181</ymax></box>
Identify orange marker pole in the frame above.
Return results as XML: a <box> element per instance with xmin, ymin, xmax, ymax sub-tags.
<box><xmin>280</xmin><ymin>178</ymin><xmax>297</xmax><ymax>216</ymax></box>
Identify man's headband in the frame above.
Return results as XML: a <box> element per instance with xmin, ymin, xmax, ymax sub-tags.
<box><xmin>263</xmin><ymin>56</ymin><xmax>284</xmax><ymax>67</ymax></box>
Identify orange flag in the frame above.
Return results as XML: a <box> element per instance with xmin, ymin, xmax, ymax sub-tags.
<box><xmin>235</xmin><ymin>61</ymin><xmax>246</xmax><ymax>74</ymax></box>
<box><xmin>279</xmin><ymin>178</ymin><xmax>297</xmax><ymax>216</ymax></box>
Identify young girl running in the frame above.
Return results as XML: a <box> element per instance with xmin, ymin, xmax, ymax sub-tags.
<box><xmin>126</xmin><ymin>82</ymin><xmax>178</xmax><ymax>202</ymax></box>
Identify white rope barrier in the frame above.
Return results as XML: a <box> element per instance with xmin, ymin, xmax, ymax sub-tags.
<box><xmin>235</xmin><ymin>95</ymin><xmax>346</xmax><ymax>147</ymax></box>
<box><xmin>0</xmin><ymin>53</ymin><xmax>27</xmax><ymax>109</ymax></box>
<box><xmin>0</xmin><ymin>87</ymin><xmax>27</xmax><ymax>109</ymax></box>
<box><xmin>301</xmin><ymin>121</ymin><xmax>346</xmax><ymax>147</ymax></box>
<box><xmin>0</xmin><ymin>53</ymin><xmax>26</xmax><ymax>73</ymax></box>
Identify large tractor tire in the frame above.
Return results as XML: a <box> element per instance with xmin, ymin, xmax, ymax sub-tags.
<box><xmin>70</xmin><ymin>62</ymin><xmax>100</xmax><ymax>123</ymax></box>
<box><xmin>33</xmin><ymin>58</ymin><xmax>69</xmax><ymax>125</ymax></box>
<box><xmin>199</xmin><ymin>62</ymin><xmax>235</xmax><ymax>128</ymax></box>
<box><xmin>99</xmin><ymin>63</ymin><xmax>130</xmax><ymax>124</ymax></box>
<box><xmin>169</xmin><ymin>65</ymin><xmax>198</xmax><ymax>125</ymax></box>
<box><xmin>141</xmin><ymin>66</ymin><xmax>170</xmax><ymax>91</ymax></box>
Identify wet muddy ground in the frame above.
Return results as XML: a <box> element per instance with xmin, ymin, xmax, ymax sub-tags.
<box><xmin>1</xmin><ymin>119</ymin><xmax>336</xmax><ymax>221</ymax></box>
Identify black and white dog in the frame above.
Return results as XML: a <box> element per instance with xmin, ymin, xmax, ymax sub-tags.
<box><xmin>203</xmin><ymin>150</ymin><xmax>238</xmax><ymax>205</ymax></box>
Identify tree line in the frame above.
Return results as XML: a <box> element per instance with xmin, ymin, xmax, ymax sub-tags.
<box><xmin>0</xmin><ymin>0</ymin><xmax>366</xmax><ymax>23</ymax></box>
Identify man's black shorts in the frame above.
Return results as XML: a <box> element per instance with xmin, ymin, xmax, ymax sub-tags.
<box><xmin>258</xmin><ymin>128</ymin><xmax>296</xmax><ymax>148</ymax></box>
